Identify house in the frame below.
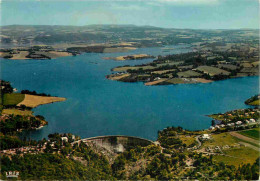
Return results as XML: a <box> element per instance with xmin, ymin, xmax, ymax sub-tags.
<box><xmin>236</xmin><ymin>121</ymin><xmax>242</xmax><ymax>125</ymax></box>
<box><xmin>154</xmin><ymin>77</ymin><xmax>161</xmax><ymax>81</ymax></box>
<box><xmin>250</xmin><ymin>119</ymin><xmax>256</xmax><ymax>123</ymax></box>
<box><xmin>201</xmin><ymin>134</ymin><xmax>210</xmax><ymax>140</ymax></box>
<box><xmin>209</xmin><ymin>126</ymin><xmax>215</xmax><ymax>130</ymax></box>
<box><xmin>215</xmin><ymin>125</ymin><xmax>220</xmax><ymax>129</ymax></box>
<box><xmin>61</xmin><ymin>137</ymin><xmax>68</xmax><ymax>142</ymax></box>
<box><xmin>230</xmin><ymin>123</ymin><xmax>235</xmax><ymax>126</ymax></box>
<box><xmin>220</xmin><ymin>124</ymin><xmax>225</xmax><ymax>128</ymax></box>
<box><xmin>71</xmin><ymin>135</ymin><xmax>75</xmax><ymax>140</ymax></box>
<box><xmin>245</xmin><ymin>120</ymin><xmax>250</xmax><ymax>124</ymax></box>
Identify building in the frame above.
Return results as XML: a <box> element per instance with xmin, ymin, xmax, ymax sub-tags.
<box><xmin>209</xmin><ymin>126</ymin><xmax>215</xmax><ymax>130</ymax></box>
<box><xmin>250</xmin><ymin>119</ymin><xmax>256</xmax><ymax>123</ymax></box>
<box><xmin>201</xmin><ymin>134</ymin><xmax>210</xmax><ymax>140</ymax></box>
<box><xmin>236</xmin><ymin>121</ymin><xmax>242</xmax><ymax>125</ymax></box>
<box><xmin>61</xmin><ymin>137</ymin><xmax>68</xmax><ymax>142</ymax></box>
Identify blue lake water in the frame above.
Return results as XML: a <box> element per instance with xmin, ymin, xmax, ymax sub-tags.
<box><xmin>1</xmin><ymin>45</ymin><xmax>259</xmax><ymax>140</ymax></box>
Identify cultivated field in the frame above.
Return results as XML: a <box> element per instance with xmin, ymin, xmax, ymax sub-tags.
<box><xmin>213</xmin><ymin>147</ymin><xmax>259</xmax><ymax>167</ymax></box>
<box><xmin>152</xmin><ymin>69</ymin><xmax>176</xmax><ymax>74</ymax></box>
<box><xmin>3</xmin><ymin>93</ymin><xmax>25</xmax><ymax>106</ymax></box>
<box><xmin>217</xmin><ymin>64</ymin><xmax>238</xmax><ymax>70</ymax></box>
<box><xmin>112</xmin><ymin>65</ymin><xmax>157</xmax><ymax>72</ymax></box>
<box><xmin>35</xmin><ymin>51</ymin><xmax>72</xmax><ymax>58</ymax></box>
<box><xmin>2</xmin><ymin>108</ymin><xmax>33</xmax><ymax>116</ymax></box>
<box><xmin>177</xmin><ymin>70</ymin><xmax>202</xmax><ymax>78</ymax></box>
<box><xmin>145</xmin><ymin>78</ymin><xmax>167</xmax><ymax>86</ymax></box>
<box><xmin>202</xmin><ymin>132</ymin><xmax>259</xmax><ymax>167</ymax></box>
<box><xmin>238</xmin><ymin>128</ymin><xmax>260</xmax><ymax>141</ymax></box>
<box><xmin>108</xmin><ymin>73</ymin><xmax>131</xmax><ymax>80</ymax></box>
<box><xmin>103</xmin><ymin>47</ymin><xmax>136</xmax><ymax>53</ymax></box>
<box><xmin>196</xmin><ymin>66</ymin><xmax>230</xmax><ymax>76</ymax></box>
<box><xmin>17</xmin><ymin>94</ymin><xmax>66</xmax><ymax>108</ymax></box>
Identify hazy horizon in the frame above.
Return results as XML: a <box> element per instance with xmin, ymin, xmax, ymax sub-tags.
<box><xmin>1</xmin><ymin>0</ymin><xmax>259</xmax><ymax>29</ymax></box>
<box><xmin>1</xmin><ymin>24</ymin><xmax>259</xmax><ymax>30</ymax></box>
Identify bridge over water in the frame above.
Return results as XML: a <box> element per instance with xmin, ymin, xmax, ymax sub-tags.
<box><xmin>73</xmin><ymin>135</ymin><xmax>154</xmax><ymax>153</ymax></box>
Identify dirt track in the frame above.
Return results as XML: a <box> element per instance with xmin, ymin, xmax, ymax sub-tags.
<box><xmin>229</xmin><ymin>132</ymin><xmax>259</xmax><ymax>146</ymax></box>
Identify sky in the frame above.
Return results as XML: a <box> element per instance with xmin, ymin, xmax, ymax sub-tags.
<box><xmin>0</xmin><ymin>0</ymin><xmax>259</xmax><ymax>29</ymax></box>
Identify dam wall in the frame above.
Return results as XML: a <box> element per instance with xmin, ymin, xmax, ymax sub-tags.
<box><xmin>75</xmin><ymin>135</ymin><xmax>154</xmax><ymax>153</ymax></box>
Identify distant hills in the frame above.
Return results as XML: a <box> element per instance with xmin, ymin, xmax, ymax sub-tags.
<box><xmin>0</xmin><ymin>25</ymin><xmax>259</xmax><ymax>48</ymax></box>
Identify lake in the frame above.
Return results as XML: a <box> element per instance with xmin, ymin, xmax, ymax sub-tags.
<box><xmin>1</xmin><ymin>45</ymin><xmax>259</xmax><ymax>140</ymax></box>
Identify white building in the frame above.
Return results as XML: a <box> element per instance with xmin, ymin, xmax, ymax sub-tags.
<box><xmin>236</xmin><ymin>121</ymin><xmax>242</xmax><ymax>125</ymax></box>
<box><xmin>61</xmin><ymin>137</ymin><xmax>68</xmax><ymax>142</ymax></box>
<box><xmin>209</xmin><ymin>126</ymin><xmax>215</xmax><ymax>130</ymax></box>
<box><xmin>201</xmin><ymin>134</ymin><xmax>210</xmax><ymax>140</ymax></box>
<box><xmin>250</xmin><ymin>119</ymin><xmax>256</xmax><ymax>123</ymax></box>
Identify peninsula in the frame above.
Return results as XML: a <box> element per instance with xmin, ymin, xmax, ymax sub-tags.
<box><xmin>107</xmin><ymin>42</ymin><xmax>259</xmax><ymax>85</ymax></box>
<box><xmin>103</xmin><ymin>54</ymin><xmax>155</xmax><ymax>61</ymax></box>
<box><xmin>0</xmin><ymin>80</ymin><xmax>66</xmax><ymax>130</ymax></box>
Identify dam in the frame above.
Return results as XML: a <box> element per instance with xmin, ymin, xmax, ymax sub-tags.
<box><xmin>73</xmin><ymin>135</ymin><xmax>154</xmax><ymax>153</ymax></box>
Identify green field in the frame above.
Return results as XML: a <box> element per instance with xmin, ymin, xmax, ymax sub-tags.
<box><xmin>214</xmin><ymin>147</ymin><xmax>259</xmax><ymax>167</ymax></box>
<box><xmin>177</xmin><ymin>70</ymin><xmax>202</xmax><ymax>78</ymax></box>
<box><xmin>3</xmin><ymin>93</ymin><xmax>25</xmax><ymax>106</ymax></box>
<box><xmin>202</xmin><ymin>132</ymin><xmax>260</xmax><ymax>167</ymax></box>
<box><xmin>217</xmin><ymin>64</ymin><xmax>238</xmax><ymax>70</ymax></box>
<box><xmin>202</xmin><ymin>132</ymin><xmax>238</xmax><ymax>147</ymax></box>
<box><xmin>165</xmin><ymin>78</ymin><xmax>186</xmax><ymax>84</ymax></box>
<box><xmin>196</xmin><ymin>66</ymin><xmax>230</xmax><ymax>76</ymax></box>
<box><xmin>248</xmin><ymin>100</ymin><xmax>260</xmax><ymax>106</ymax></box>
<box><xmin>239</xmin><ymin>128</ymin><xmax>260</xmax><ymax>140</ymax></box>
